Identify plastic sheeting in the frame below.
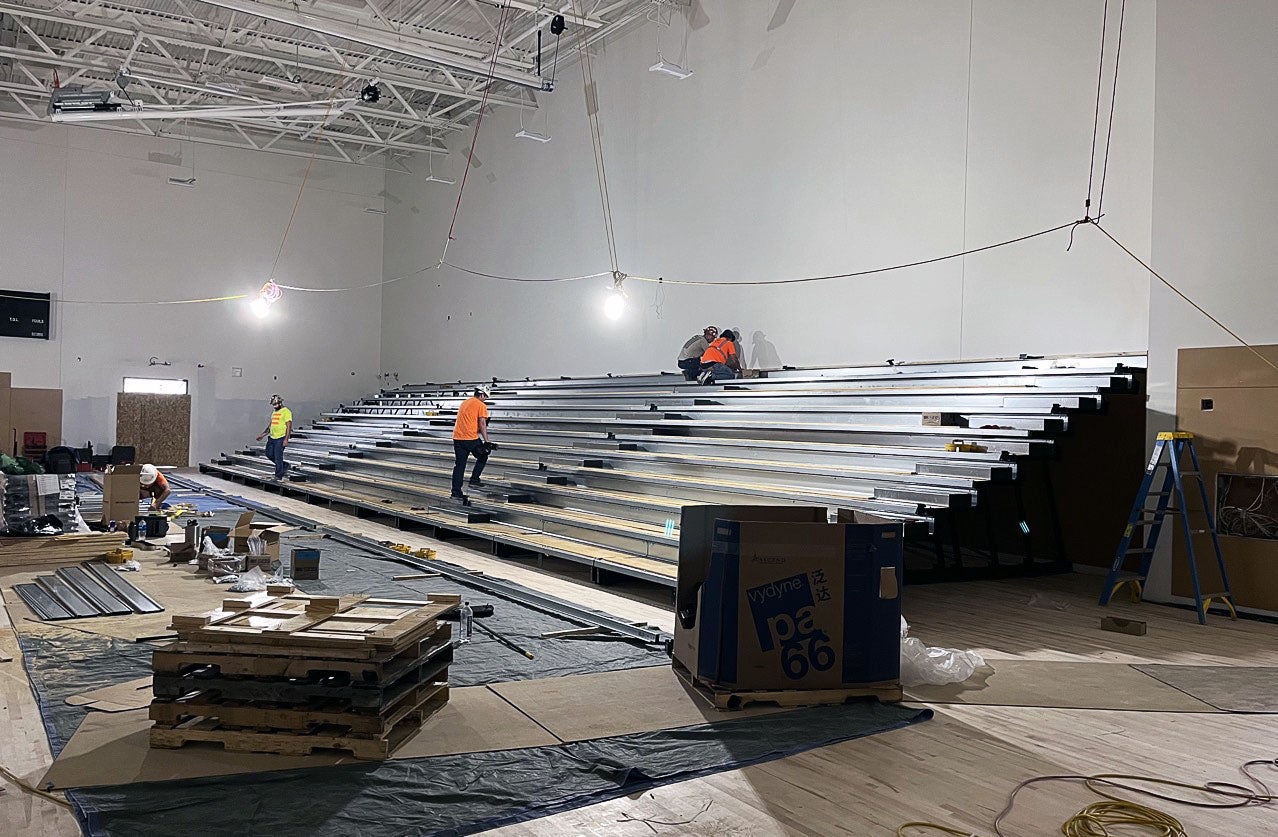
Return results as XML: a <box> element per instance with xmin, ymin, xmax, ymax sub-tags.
<box><xmin>280</xmin><ymin>536</ymin><xmax>667</xmax><ymax>686</ymax></box>
<box><xmin>73</xmin><ymin>701</ymin><xmax>931</xmax><ymax>837</ymax></box>
<box><xmin>18</xmin><ymin>630</ymin><xmax>153</xmax><ymax>755</ymax></box>
<box><xmin>899</xmin><ymin>617</ymin><xmax>985</xmax><ymax>687</ymax></box>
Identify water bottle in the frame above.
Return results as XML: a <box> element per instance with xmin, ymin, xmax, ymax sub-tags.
<box><xmin>136</xmin><ymin>518</ymin><xmax>148</xmax><ymax>542</ymax></box>
<box><xmin>457</xmin><ymin>601</ymin><xmax>473</xmax><ymax>645</ymax></box>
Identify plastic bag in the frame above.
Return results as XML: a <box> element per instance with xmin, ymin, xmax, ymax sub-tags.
<box><xmin>246</xmin><ymin>535</ymin><xmax>265</xmax><ymax>556</ymax></box>
<box><xmin>200</xmin><ymin>536</ymin><xmax>233</xmax><ymax>558</ymax></box>
<box><xmin>1027</xmin><ymin>592</ymin><xmax>1070</xmax><ymax>611</ymax></box>
<box><xmin>71</xmin><ymin>508</ymin><xmax>91</xmax><ymax>534</ymax></box>
<box><xmin>110</xmin><ymin>559</ymin><xmax>141</xmax><ymax>572</ymax></box>
<box><xmin>227</xmin><ymin>566</ymin><xmax>268</xmax><ymax>592</ymax></box>
<box><xmin>900</xmin><ymin>617</ymin><xmax>985</xmax><ymax>686</ymax></box>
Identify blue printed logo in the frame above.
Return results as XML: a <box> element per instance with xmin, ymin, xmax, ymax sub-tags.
<box><xmin>746</xmin><ymin>572</ymin><xmax>835</xmax><ymax>680</ymax></box>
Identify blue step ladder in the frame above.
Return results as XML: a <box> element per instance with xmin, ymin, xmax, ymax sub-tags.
<box><xmin>1100</xmin><ymin>431</ymin><xmax>1236</xmax><ymax>625</ymax></box>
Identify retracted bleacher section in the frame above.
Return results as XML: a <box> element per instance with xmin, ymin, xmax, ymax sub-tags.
<box><xmin>202</xmin><ymin>354</ymin><xmax>1147</xmax><ymax>589</ymax></box>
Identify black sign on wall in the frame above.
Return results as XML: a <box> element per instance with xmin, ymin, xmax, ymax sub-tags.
<box><xmin>1</xmin><ymin>291</ymin><xmax>53</xmax><ymax>340</ymax></box>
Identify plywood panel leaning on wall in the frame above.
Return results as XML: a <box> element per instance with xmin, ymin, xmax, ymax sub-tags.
<box><xmin>1174</xmin><ymin>345</ymin><xmax>1278</xmax><ymax>612</ymax></box>
<box><xmin>10</xmin><ymin>387</ymin><xmax>63</xmax><ymax>457</ymax></box>
<box><xmin>0</xmin><ymin>373</ymin><xmax>11</xmax><ymax>456</ymax></box>
<box><xmin>116</xmin><ymin>393</ymin><xmax>192</xmax><ymax>467</ymax></box>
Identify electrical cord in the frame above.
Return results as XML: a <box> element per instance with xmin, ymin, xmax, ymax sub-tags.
<box><xmin>573</xmin><ymin>0</ymin><xmax>620</xmax><ymax>274</ymax></box>
<box><xmin>0</xmin><ymin>762</ymin><xmax>72</xmax><ymax>809</ymax></box>
<box><xmin>444</xmin><ymin>1</ymin><xmax>511</xmax><ymax>251</ymax></box>
<box><xmin>1095</xmin><ymin>0</ymin><xmax>1127</xmax><ymax>218</ymax></box>
<box><xmin>897</xmin><ymin>758</ymin><xmax>1278</xmax><ymax>837</ymax></box>
<box><xmin>1090</xmin><ymin>222</ymin><xmax>1278</xmax><ymax>376</ymax></box>
<box><xmin>1082</xmin><ymin>0</ymin><xmax>1109</xmax><ymax>219</ymax></box>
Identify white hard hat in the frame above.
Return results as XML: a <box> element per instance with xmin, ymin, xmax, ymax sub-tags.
<box><xmin>139</xmin><ymin>464</ymin><xmax>159</xmax><ymax>486</ymax></box>
<box><xmin>474</xmin><ymin>385</ymin><xmax>491</xmax><ymax>399</ymax></box>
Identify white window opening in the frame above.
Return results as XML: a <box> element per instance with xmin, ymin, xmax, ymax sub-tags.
<box><xmin>123</xmin><ymin>377</ymin><xmax>188</xmax><ymax>395</ymax></box>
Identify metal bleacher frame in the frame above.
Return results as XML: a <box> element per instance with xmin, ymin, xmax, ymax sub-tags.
<box><xmin>201</xmin><ymin>353</ymin><xmax>1147</xmax><ymax>591</ymax></box>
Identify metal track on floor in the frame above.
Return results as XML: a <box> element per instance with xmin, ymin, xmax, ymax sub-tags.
<box><xmin>168</xmin><ymin>473</ymin><xmax>669</xmax><ymax>644</ymax></box>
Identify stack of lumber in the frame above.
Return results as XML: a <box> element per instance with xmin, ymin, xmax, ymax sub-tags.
<box><xmin>149</xmin><ymin>591</ymin><xmax>459</xmax><ymax>758</ymax></box>
<box><xmin>0</xmin><ymin>532</ymin><xmax>128</xmax><ymax>568</ymax></box>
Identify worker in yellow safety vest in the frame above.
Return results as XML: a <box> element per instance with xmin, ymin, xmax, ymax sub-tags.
<box><xmin>255</xmin><ymin>394</ymin><xmax>292</xmax><ymax>480</ymax></box>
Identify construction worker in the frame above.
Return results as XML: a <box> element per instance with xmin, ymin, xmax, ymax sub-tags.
<box><xmin>255</xmin><ymin>394</ymin><xmax>292</xmax><ymax>480</ymax></box>
<box><xmin>698</xmin><ymin>329</ymin><xmax>741</xmax><ymax>384</ymax></box>
<box><xmin>451</xmin><ymin>385</ymin><xmax>492</xmax><ymax>499</ymax></box>
<box><xmin>138</xmin><ymin>464</ymin><xmax>171</xmax><ymax>511</ymax></box>
<box><xmin>677</xmin><ymin>325</ymin><xmax>718</xmax><ymax>380</ymax></box>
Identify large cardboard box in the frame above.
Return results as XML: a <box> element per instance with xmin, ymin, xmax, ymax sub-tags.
<box><xmin>101</xmin><ymin>465</ymin><xmax>143</xmax><ymax>524</ymax></box>
<box><xmin>229</xmin><ymin>511</ymin><xmax>291</xmax><ymax>563</ymax></box>
<box><xmin>674</xmin><ymin>505</ymin><xmax>903</xmax><ymax>693</ymax></box>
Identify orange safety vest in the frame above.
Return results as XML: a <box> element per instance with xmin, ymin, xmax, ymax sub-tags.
<box><xmin>701</xmin><ymin>337</ymin><xmax>736</xmax><ymax>365</ymax></box>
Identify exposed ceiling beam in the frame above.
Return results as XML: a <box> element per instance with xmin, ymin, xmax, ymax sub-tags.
<box><xmin>0</xmin><ymin>3</ymin><xmax>534</xmax><ymax>112</ymax></box>
<box><xmin>190</xmin><ymin>0</ymin><xmax>547</xmax><ymax>89</ymax></box>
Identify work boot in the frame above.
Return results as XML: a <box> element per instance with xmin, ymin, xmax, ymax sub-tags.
<box><xmin>450</xmin><ymin>490</ymin><xmax>467</xmax><ymax>500</ymax></box>
<box><xmin>469</xmin><ymin>478</ymin><xmax>484</xmax><ymax>488</ymax></box>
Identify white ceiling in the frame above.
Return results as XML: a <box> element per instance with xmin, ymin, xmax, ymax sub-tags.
<box><xmin>0</xmin><ymin>0</ymin><xmax>652</xmax><ymax>166</ymax></box>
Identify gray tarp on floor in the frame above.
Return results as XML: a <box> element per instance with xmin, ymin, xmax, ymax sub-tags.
<box><xmin>21</xmin><ymin>492</ymin><xmax>930</xmax><ymax>836</ymax></box>
<box><xmin>73</xmin><ymin>701</ymin><xmax>930</xmax><ymax>837</ymax></box>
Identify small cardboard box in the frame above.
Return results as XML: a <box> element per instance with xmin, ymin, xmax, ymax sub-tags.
<box><xmin>674</xmin><ymin>505</ymin><xmax>903</xmax><ymax>693</ymax></box>
<box><xmin>291</xmin><ymin>547</ymin><xmax>321</xmax><ymax>580</ymax></box>
<box><xmin>245</xmin><ymin>554</ymin><xmax>280</xmax><ymax>574</ymax></box>
<box><xmin>101</xmin><ymin>465</ymin><xmax>142</xmax><ymax>524</ymax></box>
<box><xmin>169</xmin><ymin>522</ymin><xmax>200</xmax><ymax>563</ymax></box>
<box><xmin>1100</xmin><ymin>616</ymin><xmax>1147</xmax><ymax>636</ymax></box>
<box><xmin>226</xmin><ymin>511</ymin><xmax>292</xmax><ymax>562</ymax></box>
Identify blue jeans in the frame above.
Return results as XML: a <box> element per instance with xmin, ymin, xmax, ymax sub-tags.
<box><xmin>265</xmin><ymin>437</ymin><xmax>287</xmax><ymax>479</ymax></box>
<box><xmin>701</xmin><ymin>362</ymin><xmax>736</xmax><ymax>382</ymax></box>
<box><xmin>678</xmin><ymin>358</ymin><xmax>701</xmax><ymax>380</ymax></box>
<box><xmin>452</xmin><ymin>439</ymin><xmax>489</xmax><ymax>493</ymax></box>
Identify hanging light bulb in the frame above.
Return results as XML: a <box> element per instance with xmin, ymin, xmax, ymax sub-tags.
<box><xmin>251</xmin><ymin>280</ymin><xmax>282</xmax><ymax>318</ymax></box>
<box><xmin>603</xmin><ymin>271</ymin><xmax>627</xmax><ymax>321</ymax></box>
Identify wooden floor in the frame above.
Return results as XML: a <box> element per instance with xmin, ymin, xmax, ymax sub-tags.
<box><xmin>3</xmin><ymin>472</ymin><xmax>1276</xmax><ymax>835</ymax></box>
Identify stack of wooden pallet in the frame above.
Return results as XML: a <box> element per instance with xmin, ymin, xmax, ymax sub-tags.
<box><xmin>149</xmin><ymin>590</ymin><xmax>459</xmax><ymax>758</ymax></box>
<box><xmin>0</xmin><ymin>532</ymin><xmax>128</xmax><ymax>568</ymax></box>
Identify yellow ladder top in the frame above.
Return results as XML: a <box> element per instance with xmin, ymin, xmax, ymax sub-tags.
<box><xmin>1156</xmin><ymin>431</ymin><xmax>1195</xmax><ymax>440</ymax></box>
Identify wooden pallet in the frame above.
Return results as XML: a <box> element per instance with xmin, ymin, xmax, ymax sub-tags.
<box><xmin>152</xmin><ymin>643</ymin><xmax>453</xmax><ymax>708</ymax></box>
<box><xmin>149</xmin><ymin>696</ymin><xmax>440</xmax><ymax>759</ymax></box>
<box><xmin>168</xmin><ymin>593</ymin><xmax>461</xmax><ymax>657</ymax></box>
<box><xmin>671</xmin><ymin>659</ymin><xmax>903</xmax><ymax>710</ymax></box>
<box><xmin>149</xmin><ymin>681</ymin><xmax>448</xmax><ymax>736</ymax></box>
<box><xmin>152</xmin><ymin>629</ymin><xmax>451</xmax><ymax>682</ymax></box>
<box><xmin>0</xmin><ymin>532</ymin><xmax>129</xmax><ymax>567</ymax></box>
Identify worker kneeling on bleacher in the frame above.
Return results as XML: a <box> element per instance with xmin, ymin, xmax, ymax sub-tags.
<box><xmin>698</xmin><ymin>330</ymin><xmax>741</xmax><ymax>384</ymax></box>
<box><xmin>451</xmin><ymin>385</ymin><xmax>493</xmax><ymax>500</ymax></box>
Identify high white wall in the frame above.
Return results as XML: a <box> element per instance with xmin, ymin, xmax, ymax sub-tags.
<box><xmin>381</xmin><ymin>0</ymin><xmax>1154</xmax><ymax>383</ymax></box>
<box><xmin>0</xmin><ymin>121</ymin><xmax>385</xmax><ymax>463</ymax></box>
<box><xmin>1142</xmin><ymin>0</ymin><xmax>1278</xmax><ymax>602</ymax></box>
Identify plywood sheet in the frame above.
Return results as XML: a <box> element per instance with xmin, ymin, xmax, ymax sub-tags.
<box><xmin>65</xmin><ymin>677</ymin><xmax>152</xmax><ymax>711</ymax></box>
<box><xmin>1133</xmin><ymin>665</ymin><xmax>1278</xmax><ymax>713</ymax></box>
<box><xmin>1177</xmin><ymin>345</ymin><xmax>1278</xmax><ymax>389</ymax></box>
<box><xmin>0</xmin><ymin>372</ymin><xmax>11</xmax><ymax>457</ymax></box>
<box><xmin>904</xmin><ymin>660</ymin><xmax>1215</xmax><ymax>712</ymax></box>
<box><xmin>1174</xmin><ymin>346</ymin><xmax>1278</xmax><ymax>611</ymax></box>
<box><xmin>41</xmin><ymin>684</ymin><xmax>557</xmax><ymax>790</ymax></box>
<box><xmin>9</xmin><ymin>387</ymin><xmax>62</xmax><ymax>451</ymax></box>
<box><xmin>489</xmin><ymin>664</ymin><xmax>782</xmax><ymax>742</ymax></box>
<box><xmin>116</xmin><ymin>393</ymin><xmax>191</xmax><ymax>467</ymax></box>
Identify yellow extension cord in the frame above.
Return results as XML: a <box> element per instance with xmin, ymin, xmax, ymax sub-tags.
<box><xmin>897</xmin><ymin>766</ymin><xmax>1278</xmax><ymax>837</ymax></box>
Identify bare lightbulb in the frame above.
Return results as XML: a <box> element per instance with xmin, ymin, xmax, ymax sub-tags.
<box><xmin>603</xmin><ymin>292</ymin><xmax>625</xmax><ymax>321</ymax></box>
<box><xmin>250</xmin><ymin>297</ymin><xmax>271</xmax><ymax>318</ymax></box>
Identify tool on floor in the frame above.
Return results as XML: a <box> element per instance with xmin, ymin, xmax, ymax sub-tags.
<box><xmin>1100</xmin><ymin>432</ymin><xmax>1236</xmax><ymax>624</ymax></box>
<box><xmin>472</xmin><ymin>619</ymin><xmax>534</xmax><ymax>659</ymax></box>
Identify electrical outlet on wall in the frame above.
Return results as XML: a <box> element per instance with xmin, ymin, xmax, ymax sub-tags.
<box><xmin>231</xmin><ymin>367</ymin><xmax>243</xmax><ymax>377</ymax></box>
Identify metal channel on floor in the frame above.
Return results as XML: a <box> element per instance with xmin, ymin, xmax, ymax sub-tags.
<box><xmin>167</xmin><ymin>474</ymin><xmax>669</xmax><ymax>645</ymax></box>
